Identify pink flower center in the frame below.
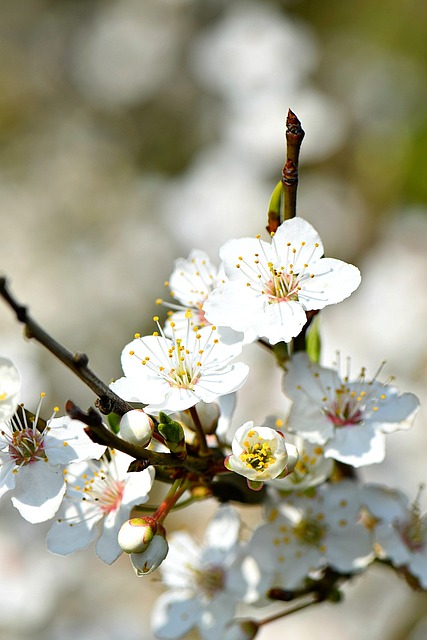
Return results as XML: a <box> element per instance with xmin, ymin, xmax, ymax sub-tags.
<box><xmin>99</xmin><ymin>479</ymin><xmax>125</xmax><ymax>514</ymax></box>
<box><xmin>324</xmin><ymin>387</ymin><xmax>364</xmax><ymax>428</ymax></box>
<box><xmin>398</xmin><ymin>511</ymin><xmax>427</xmax><ymax>552</ymax></box>
<box><xmin>5</xmin><ymin>427</ymin><xmax>46</xmax><ymax>465</ymax></box>
<box><xmin>264</xmin><ymin>268</ymin><xmax>300</xmax><ymax>303</ymax></box>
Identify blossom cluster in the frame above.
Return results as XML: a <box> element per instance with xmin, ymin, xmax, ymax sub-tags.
<box><xmin>0</xmin><ymin>208</ymin><xmax>424</xmax><ymax>639</ymax></box>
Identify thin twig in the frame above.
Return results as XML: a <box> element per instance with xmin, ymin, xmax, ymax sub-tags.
<box><xmin>0</xmin><ymin>276</ymin><xmax>131</xmax><ymax>416</ymax></box>
<box><xmin>66</xmin><ymin>401</ymin><xmax>215</xmax><ymax>473</ymax></box>
<box><xmin>282</xmin><ymin>109</ymin><xmax>305</xmax><ymax>221</ymax></box>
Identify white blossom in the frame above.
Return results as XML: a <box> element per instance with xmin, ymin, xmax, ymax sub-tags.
<box><xmin>283</xmin><ymin>352</ymin><xmax>420</xmax><ymax>467</ymax></box>
<box><xmin>160</xmin><ymin>248</ymin><xmax>252</xmax><ymax>345</ymax></box>
<box><xmin>203</xmin><ymin>217</ymin><xmax>361</xmax><ymax>344</ymax></box>
<box><xmin>152</xmin><ymin>505</ymin><xmax>254</xmax><ymax>640</ymax></box>
<box><xmin>248</xmin><ymin>480</ymin><xmax>373</xmax><ymax>591</ymax></box>
<box><xmin>225</xmin><ymin>421</ymin><xmax>299</xmax><ymax>487</ymax></box>
<box><xmin>111</xmin><ymin>320</ymin><xmax>249</xmax><ymax>414</ymax></box>
<box><xmin>361</xmin><ymin>484</ymin><xmax>427</xmax><ymax>588</ymax></box>
<box><xmin>47</xmin><ymin>449</ymin><xmax>155</xmax><ymax>564</ymax></box>
<box><xmin>0</xmin><ymin>392</ymin><xmax>105</xmax><ymax>524</ymax></box>
<box><xmin>261</xmin><ymin>417</ymin><xmax>333</xmax><ymax>491</ymax></box>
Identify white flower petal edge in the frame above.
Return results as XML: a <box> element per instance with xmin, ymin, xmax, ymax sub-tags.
<box><xmin>361</xmin><ymin>484</ymin><xmax>427</xmax><ymax>588</ymax></box>
<box><xmin>284</xmin><ymin>352</ymin><xmax>420</xmax><ymax>467</ymax></box>
<box><xmin>0</xmin><ymin>409</ymin><xmax>106</xmax><ymax>523</ymax></box>
<box><xmin>203</xmin><ymin>217</ymin><xmax>361</xmax><ymax>344</ymax></box>
<box><xmin>0</xmin><ymin>357</ymin><xmax>21</xmax><ymax>422</ymax></box>
<box><xmin>152</xmin><ymin>505</ymin><xmax>253</xmax><ymax>640</ymax></box>
<box><xmin>247</xmin><ymin>480</ymin><xmax>373</xmax><ymax>591</ymax></box>
<box><xmin>47</xmin><ymin>451</ymin><xmax>155</xmax><ymax>564</ymax></box>
<box><xmin>111</xmin><ymin>326</ymin><xmax>249</xmax><ymax>414</ymax></box>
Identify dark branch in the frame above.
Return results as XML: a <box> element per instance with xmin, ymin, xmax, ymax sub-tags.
<box><xmin>0</xmin><ymin>276</ymin><xmax>132</xmax><ymax>416</ymax></box>
<box><xmin>66</xmin><ymin>401</ymin><xmax>219</xmax><ymax>473</ymax></box>
<box><xmin>282</xmin><ymin>109</ymin><xmax>305</xmax><ymax>221</ymax></box>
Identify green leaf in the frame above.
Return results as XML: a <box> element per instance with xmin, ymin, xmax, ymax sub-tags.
<box><xmin>158</xmin><ymin>420</ymin><xmax>184</xmax><ymax>444</ymax></box>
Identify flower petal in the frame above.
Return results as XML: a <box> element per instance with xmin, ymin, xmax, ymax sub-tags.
<box><xmin>11</xmin><ymin>463</ymin><xmax>66</xmax><ymax>523</ymax></box>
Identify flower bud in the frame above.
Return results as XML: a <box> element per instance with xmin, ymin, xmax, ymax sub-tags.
<box><xmin>118</xmin><ymin>517</ymin><xmax>157</xmax><ymax>554</ymax></box>
<box><xmin>130</xmin><ymin>526</ymin><xmax>168</xmax><ymax>576</ymax></box>
<box><xmin>158</xmin><ymin>412</ymin><xmax>186</xmax><ymax>458</ymax></box>
<box><xmin>179</xmin><ymin>401</ymin><xmax>220</xmax><ymax>435</ymax></box>
<box><xmin>223</xmin><ymin>619</ymin><xmax>259</xmax><ymax>640</ymax></box>
<box><xmin>120</xmin><ymin>410</ymin><xmax>154</xmax><ymax>447</ymax></box>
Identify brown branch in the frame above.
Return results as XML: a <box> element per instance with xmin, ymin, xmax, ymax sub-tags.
<box><xmin>282</xmin><ymin>109</ymin><xmax>305</xmax><ymax>221</ymax></box>
<box><xmin>66</xmin><ymin>401</ymin><xmax>217</xmax><ymax>473</ymax></box>
<box><xmin>0</xmin><ymin>275</ymin><xmax>134</xmax><ymax>416</ymax></box>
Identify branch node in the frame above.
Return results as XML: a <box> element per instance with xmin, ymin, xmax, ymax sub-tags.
<box><xmin>74</xmin><ymin>352</ymin><xmax>89</xmax><ymax>367</ymax></box>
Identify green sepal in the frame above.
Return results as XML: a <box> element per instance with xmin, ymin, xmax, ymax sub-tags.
<box><xmin>107</xmin><ymin>412</ymin><xmax>121</xmax><ymax>434</ymax></box>
<box><xmin>306</xmin><ymin>316</ymin><xmax>321</xmax><ymax>364</ymax></box>
<box><xmin>247</xmin><ymin>479</ymin><xmax>264</xmax><ymax>492</ymax></box>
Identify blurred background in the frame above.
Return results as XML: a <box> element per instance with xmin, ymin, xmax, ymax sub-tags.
<box><xmin>1</xmin><ymin>0</ymin><xmax>427</xmax><ymax>638</ymax></box>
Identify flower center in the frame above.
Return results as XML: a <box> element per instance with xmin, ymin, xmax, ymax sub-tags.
<box><xmin>80</xmin><ymin>469</ymin><xmax>125</xmax><ymax>515</ymax></box>
<box><xmin>193</xmin><ymin>564</ymin><xmax>225</xmax><ymax>599</ymax></box>
<box><xmin>294</xmin><ymin>517</ymin><xmax>326</xmax><ymax>547</ymax></box>
<box><xmin>264</xmin><ymin>263</ymin><xmax>300</xmax><ymax>303</ymax></box>
<box><xmin>7</xmin><ymin>427</ymin><xmax>46</xmax><ymax>465</ymax></box>
<box><xmin>131</xmin><ymin>319</ymin><xmax>220</xmax><ymax>391</ymax></box>
<box><xmin>239</xmin><ymin>430</ymin><xmax>276</xmax><ymax>471</ymax></box>
<box><xmin>324</xmin><ymin>386</ymin><xmax>365</xmax><ymax>427</ymax></box>
<box><xmin>398</xmin><ymin>510</ymin><xmax>427</xmax><ymax>552</ymax></box>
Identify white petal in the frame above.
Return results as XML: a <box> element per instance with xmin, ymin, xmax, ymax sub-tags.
<box><xmin>44</xmin><ymin>417</ymin><xmax>106</xmax><ymax>465</ymax></box>
<box><xmin>369</xmin><ymin>390</ymin><xmax>420</xmax><ymax>433</ymax></box>
<box><xmin>375</xmin><ymin>523</ymin><xmax>411</xmax><ymax>565</ymax></box>
<box><xmin>360</xmin><ymin>484</ymin><xmax>408</xmax><ymax>522</ymax></box>
<box><xmin>95</xmin><ymin>506</ymin><xmax>127</xmax><ymax>564</ymax></box>
<box><xmin>219</xmin><ymin>237</ymin><xmax>273</xmax><ymax>281</ymax></box>
<box><xmin>0</xmin><ymin>455</ymin><xmax>17</xmax><ymax>497</ymax></box>
<box><xmin>11</xmin><ymin>463</ymin><xmax>66</xmax><ymax>523</ymax></box>
<box><xmin>198</xmin><ymin>593</ymin><xmax>236</xmax><ymax>639</ymax></box>
<box><xmin>161</xmin><ymin>531</ymin><xmax>201</xmax><ymax>588</ymax></box>
<box><xmin>110</xmin><ymin>376</ymin><xmax>152</xmax><ymax>403</ymax></box>
<box><xmin>273</xmin><ymin>217</ymin><xmax>324</xmax><ymax>269</ymax></box>
<box><xmin>256</xmin><ymin>301</ymin><xmax>307</xmax><ymax>344</ymax></box>
<box><xmin>204</xmin><ymin>280</ymin><xmax>264</xmax><ymax>333</ymax></box>
<box><xmin>284</xmin><ymin>352</ymin><xmax>341</xmax><ymax>403</ymax></box>
<box><xmin>169</xmin><ymin>249</ymin><xmax>218</xmax><ymax>306</ymax></box>
<box><xmin>195</xmin><ymin>363</ymin><xmax>249</xmax><ymax>402</ymax></box>
<box><xmin>324</xmin><ymin>425</ymin><xmax>385</xmax><ymax>467</ymax></box>
<box><xmin>204</xmin><ymin>504</ymin><xmax>241</xmax><ymax>552</ymax></box>
<box><xmin>408</xmin><ymin>550</ymin><xmax>427</xmax><ymax>588</ymax></box>
<box><xmin>298</xmin><ymin>258</ymin><xmax>361</xmax><ymax>311</ymax></box>
<box><xmin>0</xmin><ymin>357</ymin><xmax>21</xmax><ymax>422</ymax></box>
<box><xmin>47</xmin><ymin>504</ymin><xmax>100</xmax><ymax>555</ymax></box>
<box><xmin>151</xmin><ymin>592</ymin><xmax>200</xmax><ymax>640</ymax></box>
<box><xmin>121</xmin><ymin>466</ymin><xmax>154</xmax><ymax>506</ymax></box>
<box><xmin>326</xmin><ymin>525</ymin><xmax>373</xmax><ymax>571</ymax></box>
